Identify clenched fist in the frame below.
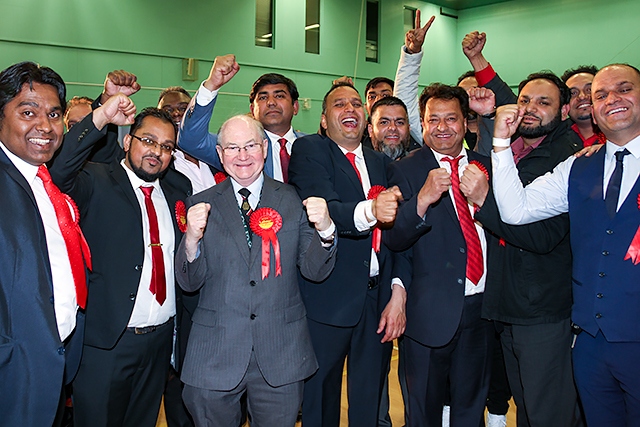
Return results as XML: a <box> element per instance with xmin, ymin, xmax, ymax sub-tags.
<box><xmin>303</xmin><ymin>197</ymin><xmax>332</xmax><ymax>232</ymax></box>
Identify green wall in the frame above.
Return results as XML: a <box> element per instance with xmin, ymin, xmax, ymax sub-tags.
<box><xmin>0</xmin><ymin>0</ymin><xmax>638</xmax><ymax>133</ymax></box>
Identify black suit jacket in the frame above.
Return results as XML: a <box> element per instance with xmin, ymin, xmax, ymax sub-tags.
<box><xmin>49</xmin><ymin>113</ymin><xmax>192</xmax><ymax>353</ymax></box>
<box><xmin>386</xmin><ymin>146</ymin><xmax>493</xmax><ymax>347</ymax></box>
<box><xmin>289</xmin><ymin>134</ymin><xmax>395</xmax><ymax>326</ymax></box>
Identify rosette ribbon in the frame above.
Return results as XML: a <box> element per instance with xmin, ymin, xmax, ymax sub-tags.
<box><xmin>249</xmin><ymin>208</ymin><xmax>283</xmax><ymax>279</ymax></box>
<box><xmin>624</xmin><ymin>194</ymin><xmax>640</xmax><ymax>265</ymax></box>
<box><xmin>368</xmin><ymin>185</ymin><xmax>386</xmax><ymax>253</ymax></box>
<box><xmin>175</xmin><ymin>200</ymin><xmax>187</xmax><ymax>233</ymax></box>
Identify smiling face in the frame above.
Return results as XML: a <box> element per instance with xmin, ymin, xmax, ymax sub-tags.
<box><xmin>250</xmin><ymin>83</ymin><xmax>299</xmax><ymax>136</ymax></box>
<box><xmin>592</xmin><ymin>65</ymin><xmax>640</xmax><ymax>146</ymax></box>
<box><xmin>0</xmin><ymin>82</ymin><xmax>64</xmax><ymax>166</ymax></box>
<box><xmin>517</xmin><ymin>79</ymin><xmax>567</xmax><ymax>139</ymax></box>
<box><xmin>368</xmin><ymin>104</ymin><xmax>410</xmax><ymax>159</ymax></box>
<box><xmin>566</xmin><ymin>72</ymin><xmax>594</xmax><ymax>123</ymax></box>
<box><xmin>158</xmin><ymin>91</ymin><xmax>191</xmax><ymax>126</ymax></box>
<box><xmin>321</xmin><ymin>85</ymin><xmax>366</xmax><ymax>151</ymax></box>
<box><xmin>422</xmin><ymin>98</ymin><xmax>466</xmax><ymax>156</ymax></box>
<box><xmin>216</xmin><ymin>116</ymin><xmax>268</xmax><ymax>187</ymax></box>
<box><xmin>123</xmin><ymin>115</ymin><xmax>175</xmax><ymax>182</ymax></box>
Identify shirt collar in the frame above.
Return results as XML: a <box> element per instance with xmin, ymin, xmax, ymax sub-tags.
<box><xmin>0</xmin><ymin>140</ymin><xmax>40</xmax><ymax>183</ymax></box>
<box><xmin>337</xmin><ymin>143</ymin><xmax>364</xmax><ymax>160</ymax></box>
<box><xmin>265</xmin><ymin>127</ymin><xmax>296</xmax><ymax>144</ymax></box>
<box><xmin>430</xmin><ymin>145</ymin><xmax>466</xmax><ymax>163</ymax></box>
<box><xmin>230</xmin><ymin>172</ymin><xmax>264</xmax><ymax>197</ymax></box>
<box><xmin>605</xmin><ymin>134</ymin><xmax>640</xmax><ymax>161</ymax></box>
<box><xmin>120</xmin><ymin>159</ymin><xmax>161</xmax><ymax>191</ymax></box>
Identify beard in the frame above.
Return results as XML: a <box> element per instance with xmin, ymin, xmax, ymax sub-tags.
<box><xmin>518</xmin><ymin>111</ymin><xmax>562</xmax><ymax>139</ymax></box>
<box><xmin>379</xmin><ymin>143</ymin><xmax>406</xmax><ymax>160</ymax></box>
<box><xmin>127</xmin><ymin>151</ymin><xmax>166</xmax><ymax>182</ymax></box>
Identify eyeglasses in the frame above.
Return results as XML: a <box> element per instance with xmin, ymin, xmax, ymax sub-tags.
<box><xmin>131</xmin><ymin>134</ymin><xmax>175</xmax><ymax>155</ymax></box>
<box><xmin>221</xmin><ymin>142</ymin><xmax>263</xmax><ymax>156</ymax></box>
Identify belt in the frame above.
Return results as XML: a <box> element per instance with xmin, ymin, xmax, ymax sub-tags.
<box><xmin>127</xmin><ymin>316</ymin><xmax>174</xmax><ymax>335</ymax></box>
<box><xmin>368</xmin><ymin>275</ymin><xmax>379</xmax><ymax>290</ymax></box>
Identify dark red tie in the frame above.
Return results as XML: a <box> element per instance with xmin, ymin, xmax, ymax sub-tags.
<box><xmin>140</xmin><ymin>186</ymin><xmax>166</xmax><ymax>305</ymax></box>
<box><xmin>278</xmin><ymin>138</ymin><xmax>290</xmax><ymax>183</ymax></box>
<box><xmin>345</xmin><ymin>152</ymin><xmax>362</xmax><ymax>183</ymax></box>
<box><xmin>441</xmin><ymin>156</ymin><xmax>483</xmax><ymax>285</ymax></box>
<box><xmin>37</xmin><ymin>165</ymin><xmax>90</xmax><ymax>309</ymax></box>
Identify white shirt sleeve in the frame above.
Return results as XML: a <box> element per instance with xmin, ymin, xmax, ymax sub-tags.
<box><xmin>353</xmin><ymin>200</ymin><xmax>378</xmax><ymax>232</ymax></box>
<box><xmin>491</xmin><ymin>142</ymin><xmax>573</xmax><ymax>225</ymax></box>
<box><xmin>394</xmin><ymin>46</ymin><xmax>423</xmax><ymax>145</ymax></box>
<box><xmin>195</xmin><ymin>82</ymin><xmax>219</xmax><ymax>106</ymax></box>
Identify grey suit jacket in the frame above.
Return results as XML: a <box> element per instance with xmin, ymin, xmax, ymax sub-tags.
<box><xmin>175</xmin><ymin>176</ymin><xmax>336</xmax><ymax>390</ymax></box>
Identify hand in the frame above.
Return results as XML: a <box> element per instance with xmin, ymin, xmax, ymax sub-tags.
<box><xmin>574</xmin><ymin>143</ymin><xmax>604</xmax><ymax>158</ymax></box>
<box><xmin>460</xmin><ymin>163</ymin><xmax>489</xmax><ymax>207</ymax></box>
<box><xmin>372</xmin><ymin>186</ymin><xmax>403</xmax><ymax>224</ymax></box>
<box><xmin>303</xmin><ymin>197</ymin><xmax>332</xmax><ymax>232</ymax></box>
<box><xmin>405</xmin><ymin>10</ymin><xmax>435</xmax><ymax>54</ymax></box>
<box><xmin>203</xmin><ymin>54</ymin><xmax>240</xmax><ymax>92</ymax></box>
<box><xmin>377</xmin><ymin>284</ymin><xmax>406</xmax><ymax>343</ymax></box>
<box><xmin>417</xmin><ymin>168</ymin><xmax>451</xmax><ymax>216</ymax></box>
<box><xmin>184</xmin><ymin>203</ymin><xmax>211</xmax><ymax>262</ymax></box>
<box><xmin>100</xmin><ymin>70</ymin><xmax>140</xmax><ymax>104</ymax></box>
<box><xmin>467</xmin><ymin>87</ymin><xmax>496</xmax><ymax>116</ymax></box>
<box><xmin>494</xmin><ymin>104</ymin><xmax>522</xmax><ymax>140</ymax></box>
<box><xmin>332</xmin><ymin>76</ymin><xmax>354</xmax><ymax>86</ymax></box>
<box><xmin>461</xmin><ymin>31</ymin><xmax>486</xmax><ymax>60</ymax></box>
<box><xmin>92</xmin><ymin>93</ymin><xmax>136</xmax><ymax>130</ymax></box>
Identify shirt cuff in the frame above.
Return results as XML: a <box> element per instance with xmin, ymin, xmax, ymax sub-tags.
<box><xmin>491</xmin><ymin>146</ymin><xmax>515</xmax><ymax>168</ymax></box>
<box><xmin>493</xmin><ymin>137</ymin><xmax>511</xmax><ymax>148</ymax></box>
<box><xmin>196</xmin><ymin>82</ymin><xmax>219</xmax><ymax>106</ymax></box>
<box><xmin>391</xmin><ymin>277</ymin><xmax>405</xmax><ymax>289</ymax></box>
<box><xmin>354</xmin><ymin>200</ymin><xmax>378</xmax><ymax>232</ymax></box>
<box><xmin>317</xmin><ymin>221</ymin><xmax>336</xmax><ymax>241</ymax></box>
<box><xmin>475</xmin><ymin>63</ymin><xmax>496</xmax><ymax>87</ymax></box>
<box><xmin>401</xmin><ymin>45</ymin><xmax>423</xmax><ymax>61</ymax></box>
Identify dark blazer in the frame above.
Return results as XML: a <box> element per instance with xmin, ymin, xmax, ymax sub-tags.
<box><xmin>385</xmin><ymin>145</ymin><xmax>493</xmax><ymax>347</ymax></box>
<box><xmin>0</xmin><ymin>149</ymin><xmax>85</xmax><ymax>426</ymax></box>
<box><xmin>288</xmin><ymin>134</ymin><xmax>394</xmax><ymax>326</ymax></box>
<box><xmin>49</xmin><ymin>113</ymin><xmax>192</xmax><ymax>352</ymax></box>
<box><xmin>175</xmin><ymin>176</ymin><xmax>336</xmax><ymax>390</ymax></box>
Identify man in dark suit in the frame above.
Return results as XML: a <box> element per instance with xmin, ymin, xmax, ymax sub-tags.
<box><xmin>288</xmin><ymin>82</ymin><xmax>406</xmax><ymax>427</ymax></box>
<box><xmin>175</xmin><ymin>114</ymin><xmax>336</xmax><ymax>426</ymax></box>
<box><xmin>49</xmin><ymin>102</ymin><xmax>192</xmax><ymax>427</ymax></box>
<box><xmin>0</xmin><ymin>61</ymin><xmax>90</xmax><ymax>427</ymax></box>
<box><xmin>385</xmin><ymin>83</ymin><xmax>494</xmax><ymax>427</ymax></box>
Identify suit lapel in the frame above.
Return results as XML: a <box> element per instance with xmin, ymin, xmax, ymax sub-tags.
<box><xmin>363</xmin><ymin>147</ymin><xmax>385</xmax><ymax>187</ymax></box>
<box><xmin>0</xmin><ymin>150</ymin><xmax>38</xmax><ymax>207</ymax></box>
<box><xmin>264</xmin><ymin>132</ymin><xmax>274</xmax><ymax>178</ymax></box>
<box><xmin>421</xmin><ymin>147</ymin><xmax>458</xmax><ymax>224</ymax></box>
<box><xmin>330</xmin><ymin>142</ymin><xmax>365</xmax><ymax>198</ymax></box>
<box><xmin>216</xmin><ymin>180</ymin><xmax>252</xmax><ymax>266</ymax></box>
<box><xmin>109</xmin><ymin>161</ymin><xmax>143</xmax><ymax>225</ymax></box>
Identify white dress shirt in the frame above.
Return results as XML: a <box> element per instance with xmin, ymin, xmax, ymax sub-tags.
<box><xmin>265</xmin><ymin>128</ymin><xmax>296</xmax><ymax>182</ymax></box>
<box><xmin>491</xmin><ymin>135</ymin><xmax>640</xmax><ymax>225</ymax></box>
<box><xmin>0</xmin><ymin>142</ymin><xmax>77</xmax><ymax>341</ymax></box>
<box><xmin>173</xmin><ymin>149</ymin><xmax>216</xmax><ymax>194</ymax></box>
<box><xmin>431</xmin><ymin>147</ymin><xmax>487</xmax><ymax>295</ymax></box>
<box><xmin>121</xmin><ymin>160</ymin><xmax>176</xmax><ymax>327</ymax></box>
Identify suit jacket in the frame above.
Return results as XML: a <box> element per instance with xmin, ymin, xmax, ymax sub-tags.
<box><xmin>0</xmin><ymin>149</ymin><xmax>84</xmax><ymax>426</ymax></box>
<box><xmin>288</xmin><ymin>134</ymin><xmax>395</xmax><ymax>326</ymax></box>
<box><xmin>49</xmin><ymin>113</ymin><xmax>192</xmax><ymax>353</ymax></box>
<box><xmin>177</xmin><ymin>95</ymin><xmax>303</xmax><ymax>177</ymax></box>
<box><xmin>175</xmin><ymin>176</ymin><xmax>336</xmax><ymax>390</ymax></box>
<box><xmin>385</xmin><ymin>146</ymin><xmax>493</xmax><ymax>347</ymax></box>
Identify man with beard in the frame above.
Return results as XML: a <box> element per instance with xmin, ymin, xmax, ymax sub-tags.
<box><xmin>561</xmin><ymin>65</ymin><xmax>606</xmax><ymax>146</ymax></box>
<box><xmin>368</xmin><ymin>96</ymin><xmax>412</xmax><ymax>160</ymax></box>
<box><xmin>49</xmin><ymin>105</ymin><xmax>192</xmax><ymax>427</ymax></box>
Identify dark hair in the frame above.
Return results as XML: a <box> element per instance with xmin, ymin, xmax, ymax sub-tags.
<box><xmin>369</xmin><ymin>96</ymin><xmax>408</xmax><ymax>118</ymax></box>
<box><xmin>158</xmin><ymin>86</ymin><xmax>191</xmax><ymax>104</ymax></box>
<box><xmin>561</xmin><ymin>65</ymin><xmax>599</xmax><ymax>83</ymax></box>
<box><xmin>418</xmin><ymin>83</ymin><xmax>470</xmax><ymax>120</ymax></box>
<box><xmin>518</xmin><ymin>71</ymin><xmax>571</xmax><ymax>106</ymax></box>
<box><xmin>457</xmin><ymin>70</ymin><xmax>476</xmax><ymax>86</ymax></box>
<box><xmin>129</xmin><ymin>107</ymin><xmax>177</xmax><ymax>139</ymax></box>
<box><xmin>65</xmin><ymin>95</ymin><xmax>93</xmax><ymax>115</ymax></box>
<box><xmin>365</xmin><ymin>77</ymin><xmax>394</xmax><ymax>97</ymax></box>
<box><xmin>321</xmin><ymin>81</ymin><xmax>360</xmax><ymax>114</ymax></box>
<box><xmin>249</xmin><ymin>73</ymin><xmax>299</xmax><ymax>103</ymax></box>
<box><xmin>0</xmin><ymin>61</ymin><xmax>66</xmax><ymax>121</ymax></box>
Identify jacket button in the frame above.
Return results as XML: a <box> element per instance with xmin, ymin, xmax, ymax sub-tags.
<box><xmin>134</xmin><ymin>264</ymin><xmax>143</xmax><ymax>271</ymax></box>
<box><xmin>598</xmin><ymin>272</ymin><xmax>606</xmax><ymax>278</ymax></box>
<box><xmin>250</xmin><ymin>280</ymin><xmax>256</xmax><ymax>287</ymax></box>
<box><xmin>606</xmin><ymin>229</ymin><xmax>613</xmax><ymax>235</ymax></box>
<box><xmin>595</xmin><ymin>313</ymin><xmax>602</xmax><ymax>319</ymax></box>
<box><xmin>363</xmin><ymin>260</ymin><xmax>369</xmax><ymax>268</ymax></box>
<box><xmin>459</xmin><ymin>247</ymin><xmax>465</xmax><ymax>254</ymax></box>
<box><xmin>129</xmin><ymin>293</ymin><xmax>136</xmax><ymax>301</ymax></box>
<box><xmin>602</xmin><ymin>250</ymin><xmax>609</xmax><ymax>256</ymax></box>
<box><xmin>57</xmin><ymin>346</ymin><xmax>65</xmax><ymax>355</ymax></box>
<box><xmin>596</xmin><ymin>293</ymin><xmax>603</xmax><ymax>299</ymax></box>
<box><xmin>250</xmin><ymin>314</ymin><xmax>256</xmax><ymax>320</ymax></box>
<box><xmin>457</xmin><ymin>278</ymin><xmax>463</xmax><ymax>284</ymax></box>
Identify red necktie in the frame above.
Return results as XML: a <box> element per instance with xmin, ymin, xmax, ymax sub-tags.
<box><xmin>345</xmin><ymin>152</ymin><xmax>362</xmax><ymax>183</ymax></box>
<box><xmin>37</xmin><ymin>165</ymin><xmax>90</xmax><ymax>309</ymax></box>
<box><xmin>441</xmin><ymin>156</ymin><xmax>483</xmax><ymax>285</ymax></box>
<box><xmin>140</xmin><ymin>186</ymin><xmax>166</xmax><ymax>305</ymax></box>
<box><xmin>278</xmin><ymin>138</ymin><xmax>290</xmax><ymax>183</ymax></box>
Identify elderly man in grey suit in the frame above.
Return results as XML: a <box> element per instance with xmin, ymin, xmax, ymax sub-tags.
<box><xmin>175</xmin><ymin>114</ymin><xmax>337</xmax><ymax>426</ymax></box>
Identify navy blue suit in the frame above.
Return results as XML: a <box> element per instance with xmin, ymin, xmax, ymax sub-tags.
<box><xmin>0</xmin><ymin>148</ymin><xmax>84</xmax><ymax>426</ymax></box>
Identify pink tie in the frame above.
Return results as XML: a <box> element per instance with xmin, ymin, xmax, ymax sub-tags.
<box><xmin>140</xmin><ymin>186</ymin><xmax>166</xmax><ymax>305</ymax></box>
<box><xmin>441</xmin><ymin>156</ymin><xmax>483</xmax><ymax>285</ymax></box>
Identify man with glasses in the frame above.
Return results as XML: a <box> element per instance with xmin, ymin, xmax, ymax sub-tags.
<box><xmin>49</xmin><ymin>103</ymin><xmax>192</xmax><ymax>427</ymax></box>
<box><xmin>176</xmin><ymin>114</ymin><xmax>336</xmax><ymax>426</ymax></box>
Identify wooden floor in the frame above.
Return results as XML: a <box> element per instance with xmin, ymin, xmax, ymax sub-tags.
<box><xmin>157</xmin><ymin>342</ymin><xmax>517</xmax><ymax>426</ymax></box>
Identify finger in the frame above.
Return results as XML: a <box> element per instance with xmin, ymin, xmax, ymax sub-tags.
<box><xmin>423</xmin><ymin>15</ymin><xmax>435</xmax><ymax>32</ymax></box>
<box><xmin>414</xmin><ymin>9</ymin><xmax>420</xmax><ymax>29</ymax></box>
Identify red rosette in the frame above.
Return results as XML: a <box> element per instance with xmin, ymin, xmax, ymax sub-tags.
<box><xmin>249</xmin><ymin>208</ymin><xmax>283</xmax><ymax>279</ymax></box>
<box><xmin>367</xmin><ymin>185</ymin><xmax>387</xmax><ymax>253</ymax></box>
<box><xmin>175</xmin><ymin>200</ymin><xmax>187</xmax><ymax>233</ymax></box>
<box><xmin>469</xmin><ymin>160</ymin><xmax>489</xmax><ymax>181</ymax></box>
<box><xmin>214</xmin><ymin>171</ymin><xmax>227</xmax><ymax>184</ymax></box>
<box><xmin>624</xmin><ymin>194</ymin><xmax>640</xmax><ymax>264</ymax></box>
